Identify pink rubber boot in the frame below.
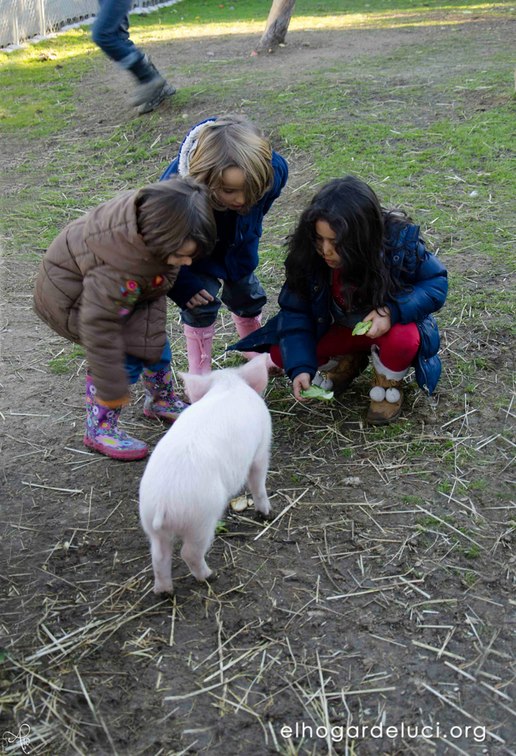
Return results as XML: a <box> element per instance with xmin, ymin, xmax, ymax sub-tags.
<box><xmin>231</xmin><ymin>313</ymin><xmax>262</xmax><ymax>360</ymax></box>
<box><xmin>231</xmin><ymin>313</ymin><xmax>281</xmax><ymax>373</ymax></box>
<box><xmin>183</xmin><ymin>323</ymin><xmax>215</xmax><ymax>375</ymax></box>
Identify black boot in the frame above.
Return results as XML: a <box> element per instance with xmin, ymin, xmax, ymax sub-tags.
<box><xmin>128</xmin><ymin>54</ymin><xmax>176</xmax><ymax>114</ymax></box>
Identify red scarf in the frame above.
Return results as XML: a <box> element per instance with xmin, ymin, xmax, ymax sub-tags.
<box><xmin>331</xmin><ymin>269</ymin><xmax>356</xmax><ymax>311</ymax></box>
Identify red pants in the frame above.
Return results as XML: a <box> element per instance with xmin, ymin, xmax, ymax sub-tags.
<box><xmin>270</xmin><ymin>322</ymin><xmax>420</xmax><ymax>373</ymax></box>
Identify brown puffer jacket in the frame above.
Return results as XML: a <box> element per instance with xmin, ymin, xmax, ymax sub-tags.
<box><xmin>33</xmin><ymin>190</ymin><xmax>179</xmax><ymax>404</ymax></box>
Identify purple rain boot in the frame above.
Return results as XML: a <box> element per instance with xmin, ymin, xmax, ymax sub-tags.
<box><xmin>142</xmin><ymin>367</ymin><xmax>189</xmax><ymax>423</ymax></box>
<box><xmin>83</xmin><ymin>374</ymin><xmax>148</xmax><ymax>461</ymax></box>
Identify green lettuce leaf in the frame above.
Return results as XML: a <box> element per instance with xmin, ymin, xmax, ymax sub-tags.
<box><xmin>300</xmin><ymin>385</ymin><xmax>334</xmax><ymax>401</ymax></box>
<box><xmin>352</xmin><ymin>320</ymin><xmax>372</xmax><ymax>336</ymax></box>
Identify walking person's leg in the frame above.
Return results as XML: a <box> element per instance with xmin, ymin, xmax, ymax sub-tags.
<box><xmin>92</xmin><ymin>0</ymin><xmax>176</xmax><ymax>114</ymax></box>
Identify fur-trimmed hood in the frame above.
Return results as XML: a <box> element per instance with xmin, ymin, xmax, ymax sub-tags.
<box><xmin>160</xmin><ymin>119</ymin><xmax>289</xmax><ymax>308</ymax></box>
<box><xmin>176</xmin><ymin>118</ymin><xmax>217</xmax><ymax>176</ymax></box>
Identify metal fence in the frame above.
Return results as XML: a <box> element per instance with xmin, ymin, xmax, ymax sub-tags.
<box><xmin>0</xmin><ymin>0</ymin><xmax>179</xmax><ymax>49</ymax></box>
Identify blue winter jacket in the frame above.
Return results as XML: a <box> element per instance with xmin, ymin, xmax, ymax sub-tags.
<box><xmin>231</xmin><ymin>220</ymin><xmax>448</xmax><ymax>394</ymax></box>
<box><xmin>160</xmin><ymin>118</ymin><xmax>289</xmax><ymax>310</ymax></box>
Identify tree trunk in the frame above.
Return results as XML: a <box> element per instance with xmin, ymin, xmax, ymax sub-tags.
<box><xmin>254</xmin><ymin>0</ymin><xmax>296</xmax><ymax>54</ymax></box>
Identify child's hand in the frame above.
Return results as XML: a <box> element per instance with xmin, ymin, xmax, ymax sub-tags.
<box><xmin>186</xmin><ymin>289</ymin><xmax>215</xmax><ymax>309</ymax></box>
<box><xmin>363</xmin><ymin>307</ymin><xmax>391</xmax><ymax>338</ymax></box>
<box><xmin>293</xmin><ymin>372</ymin><xmax>312</xmax><ymax>401</ymax></box>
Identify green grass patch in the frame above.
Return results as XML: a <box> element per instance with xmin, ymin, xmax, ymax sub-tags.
<box><xmin>48</xmin><ymin>345</ymin><xmax>86</xmax><ymax>375</ymax></box>
<box><xmin>1</xmin><ymin>0</ymin><xmax>514</xmax><ymax>448</ymax></box>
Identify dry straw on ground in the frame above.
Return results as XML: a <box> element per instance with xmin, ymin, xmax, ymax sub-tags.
<box><xmin>1</xmin><ymin>11</ymin><xmax>515</xmax><ymax>756</ymax></box>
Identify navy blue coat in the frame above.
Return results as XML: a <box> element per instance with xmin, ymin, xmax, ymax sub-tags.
<box><xmin>160</xmin><ymin>118</ymin><xmax>288</xmax><ymax>310</ymax></box>
<box><xmin>231</xmin><ymin>220</ymin><xmax>448</xmax><ymax>394</ymax></box>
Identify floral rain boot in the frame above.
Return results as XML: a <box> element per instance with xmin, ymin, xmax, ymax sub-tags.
<box><xmin>83</xmin><ymin>375</ymin><xmax>148</xmax><ymax>461</ymax></box>
<box><xmin>142</xmin><ymin>367</ymin><xmax>189</xmax><ymax>423</ymax></box>
<box><xmin>366</xmin><ymin>347</ymin><xmax>409</xmax><ymax>425</ymax></box>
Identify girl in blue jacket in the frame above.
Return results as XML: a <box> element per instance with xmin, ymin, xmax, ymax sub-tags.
<box><xmin>232</xmin><ymin>176</ymin><xmax>448</xmax><ymax>425</ymax></box>
<box><xmin>161</xmin><ymin>115</ymin><xmax>288</xmax><ymax>374</ymax></box>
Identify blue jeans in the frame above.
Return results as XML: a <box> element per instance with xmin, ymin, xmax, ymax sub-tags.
<box><xmin>181</xmin><ymin>273</ymin><xmax>267</xmax><ymax>328</ymax></box>
<box><xmin>125</xmin><ymin>340</ymin><xmax>171</xmax><ymax>385</ymax></box>
<box><xmin>92</xmin><ymin>0</ymin><xmax>142</xmax><ymax>67</ymax></box>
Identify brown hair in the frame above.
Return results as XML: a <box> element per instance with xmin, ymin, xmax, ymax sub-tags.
<box><xmin>187</xmin><ymin>115</ymin><xmax>274</xmax><ymax>209</ymax></box>
<box><xmin>135</xmin><ymin>176</ymin><xmax>216</xmax><ymax>261</ymax></box>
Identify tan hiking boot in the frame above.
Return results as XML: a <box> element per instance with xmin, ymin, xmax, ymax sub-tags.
<box><xmin>366</xmin><ymin>347</ymin><xmax>408</xmax><ymax>425</ymax></box>
<box><xmin>313</xmin><ymin>353</ymin><xmax>369</xmax><ymax>395</ymax></box>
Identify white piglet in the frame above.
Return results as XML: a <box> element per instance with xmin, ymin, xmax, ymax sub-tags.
<box><xmin>139</xmin><ymin>354</ymin><xmax>272</xmax><ymax>594</ymax></box>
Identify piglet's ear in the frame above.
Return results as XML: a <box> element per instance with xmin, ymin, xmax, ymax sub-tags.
<box><xmin>237</xmin><ymin>354</ymin><xmax>269</xmax><ymax>395</ymax></box>
<box><xmin>180</xmin><ymin>372</ymin><xmax>212</xmax><ymax>404</ymax></box>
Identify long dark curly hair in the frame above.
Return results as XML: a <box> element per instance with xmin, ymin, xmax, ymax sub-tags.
<box><xmin>284</xmin><ymin>176</ymin><xmax>410</xmax><ymax>307</ymax></box>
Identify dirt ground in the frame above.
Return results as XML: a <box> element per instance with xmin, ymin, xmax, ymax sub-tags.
<box><xmin>1</xmin><ymin>13</ymin><xmax>515</xmax><ymax>756</ymax></box>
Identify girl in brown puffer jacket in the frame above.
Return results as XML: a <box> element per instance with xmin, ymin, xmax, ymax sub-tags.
<box><xmin>34</xmin><ymin>177</ymin><xmax>216</xmax><ymax>461</ymax></box>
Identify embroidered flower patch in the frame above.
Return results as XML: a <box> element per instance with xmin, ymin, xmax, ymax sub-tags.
<box><xmin>118</xmin><ymin>280</ymin><xmax>141</xmax><ymax>317</ymax></box>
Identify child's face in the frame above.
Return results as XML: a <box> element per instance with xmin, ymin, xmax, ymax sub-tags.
<box><xmin>314</xmin><ymin>220</ymin><xmax>342</xmax><ymax>268</ymax></box>
<box><xmin>214</xmin><ymin>167</ymin><xmax>247</xmax><ymax>212</ymax></box>
<box><xmin>166</xmin><ymin>238</ymin><xmax>198</xmax><ymax>267</ymax></box>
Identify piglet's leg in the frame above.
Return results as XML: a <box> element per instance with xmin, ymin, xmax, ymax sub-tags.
<box><xmin>247</xmin><ymin>449</ymin><xmax>270</xmax><ymax>517</ymax></box>
<box><xmin>181</xmin><ymin>529</ymin><xmax>215</xmax><ymax>581</ymax></box>
<box><xmin>150</xmin><ymin>533</ymin><xmax>174</xmax><ymax>594</ymax></box>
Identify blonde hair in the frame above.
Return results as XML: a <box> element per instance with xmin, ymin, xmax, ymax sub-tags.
<box><xmin>136</xmin><ymin>177</ymin><xmax>216</xmax><ymax>262</ymax></box>
<box><xmin>187</xmin><ymin>115</ymin><xmax>274</xmax><ymax>208</ymax></box>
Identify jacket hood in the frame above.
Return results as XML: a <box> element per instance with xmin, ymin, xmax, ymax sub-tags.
<box><xmin>177</xmin><ymin>118</ymin><xmax>217</xmax><ymax>176</ymax></box>
<box><xmin>83</xmin><ymin>190</ymin><xmax>169</xmax><ymax>275</ymax></box>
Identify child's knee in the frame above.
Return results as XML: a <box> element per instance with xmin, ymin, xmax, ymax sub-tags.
<box><xmin>389</xmin><ymin>323</ymin><xmax>420</xmax><ymax>361</ymax></box>
<box><xmin>181</xmin><ymin>302</ymin><xmax>220</xmax><ymax>328</ymax></box>
<box><xmin>223</xmin><ymin>275</ymin><xmax>267</xmax><ymax>316</ymax></box>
